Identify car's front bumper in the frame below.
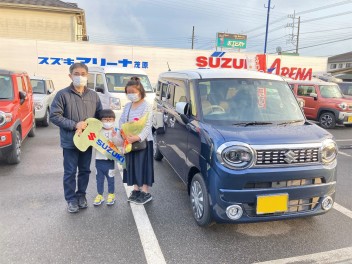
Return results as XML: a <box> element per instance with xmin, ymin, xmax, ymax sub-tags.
<box><xmin>337</xmin><ymin>111</ymin><xmax>352</xmax><ymax>124</ymax></box>
<box><xmin>34</xmin><ymin>106</ymin><xmax>46</xmax><ymax>120</ymax></box>
<box><xmin>207</xmin><ymin>163</ymin><xmax>337</xmax><ymax>223</ymax></box>
<box><xmin>0</xmin><ymin>130</ymin><xmax>12</xmax><ymax>148</ymax></box>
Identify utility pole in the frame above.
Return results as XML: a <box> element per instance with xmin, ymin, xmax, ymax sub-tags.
<box><xmin>191</xmin><ymin>26</ymin><xmax>195</xmax><ymax>50</ymax></box>
<box><xmin>296</xmin><ymin>16</ymin><xmax>300</xmax><ymax>54</ymax></box>
<box><xmin>264</xmin><ymin>0</ymin><xmax>275</xmax><ymax>54</ymax></box>
<box><xmin>286</xmin><ymin>11</ymin><xmax>301</xmax><ymax>54</ymax></box>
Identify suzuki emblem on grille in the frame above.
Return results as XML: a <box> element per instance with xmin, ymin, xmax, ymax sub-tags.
<box><xmin>284</xmin><ymin>150</ymin><xmax>297</xmax><ymax>163</ymax></box>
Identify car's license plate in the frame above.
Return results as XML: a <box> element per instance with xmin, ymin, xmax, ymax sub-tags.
<box><xmin>256</xmin><ymin>193</ymin><xmax>288</xmax><ymax>214</ymax></box>
<box><xmin>348</xmin><ymin>116</ymin><xmax>352</xmax><ymax>123</ymax></box>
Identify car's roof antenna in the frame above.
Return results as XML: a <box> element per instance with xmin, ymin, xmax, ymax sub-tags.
<box><xmin>167</xmin><ymin>62</ymin><xmax>171</xmax><ymax>71</ymax></box>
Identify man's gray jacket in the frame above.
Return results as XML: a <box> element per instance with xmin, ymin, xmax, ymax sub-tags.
<box><xmin>50</xmin><ymin>84</ymin><xmax>103</xmax><ymax>149</ymax></box>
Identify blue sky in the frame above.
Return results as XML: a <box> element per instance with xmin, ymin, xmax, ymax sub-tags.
<box><xmin>73</xmin><ymin>0</ymin><xmax>352</xmax><ymax>57</ymax></box>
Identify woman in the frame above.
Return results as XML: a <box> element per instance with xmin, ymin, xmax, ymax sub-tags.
<box><xmin>119</xmin><ymin>77</ymin><xmax>154</xmax><ymax>205</ymax></box>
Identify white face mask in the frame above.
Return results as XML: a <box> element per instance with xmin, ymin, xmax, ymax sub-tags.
<box><xmin>72</xmin><ymin>76</ymin><xmax>88</xmax><ymax>87</ymax></box>
<box><xmin>127</xmin><ymin>93</ymin><xmax>140</xmax><ymax>102</ymax></box>
<box><xmin>102</xmin><ymin>122</ymin><xmax>114</xmax><ymax>129</ymax></box>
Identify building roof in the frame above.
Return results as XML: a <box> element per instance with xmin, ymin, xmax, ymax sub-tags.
<box><xmin>0</xmin><ymin>0</ymin><xmax>82</xmax><ymax>11</ymax></box>
<box><xmin>328</xmin><ymin>51</ymin><xmax>352</xmax><ymax>63</ymax></box>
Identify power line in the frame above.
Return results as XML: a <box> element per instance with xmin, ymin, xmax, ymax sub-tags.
<box><xmin>301</xmin><ymin>11</ymin><xmax>352</xmax><ymax>23</ymax></box>
<box><xmin>300</xmin><ymin>26</ymin><xmax>352</xmax><ymax>34</ymax></box>
<box><xmin>244</xmin><ymin>0</ymin><xmax>352</xmax><ymax>34</ymax></box>
<box><xmin>275</xmin><ymin>36</ymin><xmax>352</xmax><ymax>53</ymax></box>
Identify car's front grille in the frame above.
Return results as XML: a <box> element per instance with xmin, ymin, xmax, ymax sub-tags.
<box><xmin>255</xmin><ymin>148</ymin><xmax>319</xmax><ymax>166</ymax></box>
<box><xmin>244</xmin><ymin>177</ymin><xmax>323</xmax><ymax>189</ymax></box>
<box><xmin>243</xmin><ymin>196</ymin><xmax>320</xmax><ymax>217</ymax></box>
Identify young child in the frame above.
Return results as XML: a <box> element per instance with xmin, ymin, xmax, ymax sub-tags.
<box><xmin>93</xmin><ymin>109</ymin><xmax>122</xmax><ymax>206</ymax></box>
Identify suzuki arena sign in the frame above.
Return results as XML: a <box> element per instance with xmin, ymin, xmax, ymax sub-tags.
<box><xmin>195</xmin><ymin>52</ymin><xmax>314</xmax><ymax>80</ymax></box>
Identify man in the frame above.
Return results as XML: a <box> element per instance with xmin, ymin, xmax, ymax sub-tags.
<box><xmin>50</xmin><ymin>62</ymin><xmax>102</xmax><ymax>213</ymax></box>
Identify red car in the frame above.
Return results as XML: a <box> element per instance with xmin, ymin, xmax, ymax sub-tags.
<box><xmin>0</xmin><ymin>69</ymin><xmax>36</xmax><ymax>164</ymax></box>
<box><xmin>288</xmin><ymin>80</ymin><xmax>352</xmax><ymax>129</ymax></box>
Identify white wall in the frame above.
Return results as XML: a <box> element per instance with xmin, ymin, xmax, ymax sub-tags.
<box><xmin>0</xmin><ymin>37</ymin><xmax>328</xmax><ymax>90</ymax></box>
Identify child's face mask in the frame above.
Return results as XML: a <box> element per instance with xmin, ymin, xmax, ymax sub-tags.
<box><xmin>102</xmin><ymin>122</ymin><xmax>114</xmax><ymax>129</ymax></box>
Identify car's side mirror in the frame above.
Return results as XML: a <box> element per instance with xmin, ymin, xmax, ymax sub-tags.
<box><xmin>96</xmin><ymin>86</ymin><xmax>104</xmax><ymax>93</ymax></box>
<box><xmin>19</xmin><ymin>91</ymin><xmax>27</xmax><ymax>104</ymax></box>
<box><xmin>298</xmin><ymin>99</ymin><xmax>305</xmax><ymax>108</ymax></box>
<box><xmin>309</xmin><ymin>92</ymin><xmax>318</xmax><ymax>100</ymax></box>
<box><xmin>176</xmin><ymin>102</ymin><xmax>188</xmax><ymax>115</ymax></box>
<box><xmin>176</xmin><ymin>102</ymin><xmax>190</xmax><ymax>124</ymax></box>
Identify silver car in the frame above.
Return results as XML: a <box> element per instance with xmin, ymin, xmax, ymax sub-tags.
<box><xmin>30</xmin><ymin>76</ymin><xmax>56</xmax><ymax>127</ymax></box>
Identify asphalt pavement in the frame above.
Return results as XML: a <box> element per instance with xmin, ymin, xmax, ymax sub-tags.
<box><xmin>0</xmin><ymin>124</ymin><xmax>351</xmax><ymax>264</ymax></box>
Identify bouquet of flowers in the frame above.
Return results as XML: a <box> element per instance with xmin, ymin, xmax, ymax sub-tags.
<box><xmin>120</xmin><ymin>112</ymin><xmax>149</xmax><ymax>153</ymax></box>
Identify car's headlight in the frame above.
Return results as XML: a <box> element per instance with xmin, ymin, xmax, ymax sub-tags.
<box><xmin>338</xmin><ymin>102</ymin><xmax>347</xmax><ymax>110</ymax></box>
<box><xmin>34</xmin><ymin>101</ymin><xmax>44</xmax><ymax>111</ymax></box>
<box><xmin>0</xmin><ymin>112</ymin><xmax>12</xmax><ymax>126</ymax></box>
<box><xmin>320</xmin><ymin>139</ymin><xmax>338</xmax><ymax>164</ymax></box>
<box><xmin>109</xmin><ymin>97</ymin><xmax>121</xmax><ymax>110</ymax></box>
<box><xmin>216</xmin><ymin>142</ymin><xmax>256</xmax><ymax>170</ymax></box>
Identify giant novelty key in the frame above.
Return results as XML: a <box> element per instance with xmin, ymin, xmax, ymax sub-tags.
<box><xmin>73</xmin><ymin>118</ymin><xmax>125</xmax><ymax>164</ymax></box>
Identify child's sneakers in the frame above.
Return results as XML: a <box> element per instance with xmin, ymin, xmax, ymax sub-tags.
<box><xmin>106</xmin><ymin>193</ymin><xmax>116</xmax><ymax>205</ymax></box>
<box><xmin>93</xmin><ymin>194</ymin><xmax>104</xmax><ymax>206</ymax></box>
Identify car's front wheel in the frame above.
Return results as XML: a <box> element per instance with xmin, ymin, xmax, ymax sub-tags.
<box><xmin>42</xmin><ymin>108</ymin><xmax>50</xmax><ymax>127</ymax></box>
<box><xmin>7</xmin><ymin>130</ymin><xmax>21</xmax><ymax>164</ymax></box>
<box><xmin>190</xmin><ymin>173</ymin><xmax>212</xmax><ymax>227</ymax></box>
<box><xmin>319</xmin><ymin>112</ymin><xmax>336</xmax><ymax>129</ymax></box>
<box><xmin>153</xmin><ymin>133</ymin><xmax>163</xmax><ymax>161</ymax></box>
<box><xmin>28</xmin><ymin>114</ymin><xmax>36</xmax><ymax>137</ymax></box>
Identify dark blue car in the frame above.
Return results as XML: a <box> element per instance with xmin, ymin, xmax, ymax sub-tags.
<box><xmin>153</xmin><ymin>69</ymin><xmax>338</xmax><ymax>226</ymax></box>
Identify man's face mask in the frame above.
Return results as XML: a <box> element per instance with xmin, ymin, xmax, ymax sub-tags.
<box><xmin>72</xmin><ymin>76</ymin><xmax>88</xmax><ymax>87</ymax></box>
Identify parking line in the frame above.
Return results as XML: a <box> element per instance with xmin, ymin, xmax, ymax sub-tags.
<box><xmin>334</xmin><ymin>202</ymin><xmax>352</xmax><ymax>220</ymax></box>
<box><xmin>254</xmin><ymin>247</ymin><xmax>352</xmax><ymax>264</ymax></box>
<box><xmin>117</xmin><ymin>164</ymin><xmax>166</xmax><ymax>264</ymax></box>
<box><xmin>335</xmin><ymin>139</ymin><xmax>352</xmax><ymax>142</ymax></box>
<box><xmin>339</xmin><ymin>151</ymin><xmax>352</xmax><ymax>157</ymax></box>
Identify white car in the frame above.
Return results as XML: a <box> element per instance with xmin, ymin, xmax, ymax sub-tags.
<box><xmin>30</xmin><ymin>76</ymin><xmax>56</xmax><ymax>126</ymax></box>
<box><xmin>88</xmin><ymin>67</ymin><xmax>155</xmax><ymax>123</ymax></box>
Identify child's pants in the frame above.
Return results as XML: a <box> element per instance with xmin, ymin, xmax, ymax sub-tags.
<box><xmin>95</xmin><ymin>159</ymin><xmax>115</xmax><ymax>194</ymax></box>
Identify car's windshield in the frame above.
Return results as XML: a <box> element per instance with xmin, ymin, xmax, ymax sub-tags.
<box><xmin>338</xmin><ymin>83</ymin><xmax>352</xmax><ymax>95</ymax></box>
<box><xmin>199</xmin><ymin>78</ymin><xmax>305</xmax><ymax>125</ymax></box>
<box><xmin>0</xmin><ymin>75</ymin><xmax>13</xmax><ymax>99</ymax></box>
<box><xmin>319</xmin><ymin>85</ymin><xmax>343</xmax><ymax>98</ymax></box>
<box><xmin>105</xmin><ymin>73</ymin><xmax>153</xmax><ymax>93</ymax></box>
<box><xmin>30</xmin><ymin>80</ymin><xmax>46</xmax><ymax>94</ymax></box>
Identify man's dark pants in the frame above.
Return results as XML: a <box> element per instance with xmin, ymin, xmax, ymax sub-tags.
<box><xmin>63</xmin><ymin>147</ymin><xmax>92</xmax><ymax>203</ymax></box>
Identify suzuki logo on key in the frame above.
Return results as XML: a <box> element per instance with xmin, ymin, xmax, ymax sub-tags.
<box><xmin>87</xmin><ymin>132</ymin><xmax>96</xmax><ymax>141</ymax></box>
<box><xmin>284</xmin><ymin>150</ymin><xmax>297</xmax><ymax>164</ymax></box>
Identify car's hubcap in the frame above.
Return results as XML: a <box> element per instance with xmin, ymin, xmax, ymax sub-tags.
<box><xmin>191</xmin><ymin>181</ymin><xmax>204</xmax><ymax>219</ymax></box>
<box><xmin>321</xmin><ymin>114</ymin><xmax>332</xmax><ymax>127</ymax></box>
<box><xmin>15</xmin><ymin>133</ymin><xmax>21</xmax><ymax>157</ymax></box>
<box><xmin>46</xmin><ymin>110</ymin><xmax>50</xmax><ymax>124</ymax></box>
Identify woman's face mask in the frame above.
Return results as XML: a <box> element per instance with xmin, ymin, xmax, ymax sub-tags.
<box><xmin>127</xmin><ymin>93</ymin><xmax>140</xmax><ymax>102</ymax></box>
<box><xmin>102</xmin><ymin>122</ymin><xmax>114</xmax><ymax>129</ymax></box>
<box><xmin>72</xmin><ymin>76</ymin><xmax>88</xmax><ymax>87</ymax></box>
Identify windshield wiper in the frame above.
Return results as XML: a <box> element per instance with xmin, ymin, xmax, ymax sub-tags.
<box><xmin>277</xmin><ymin>120</ymin><xmax>304</xmax><ymax>125</ymax></box>
<box><xmin>232</xmin><ymin>121</ymin><xmax>273</xmax><ymax>126</ymax></box>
